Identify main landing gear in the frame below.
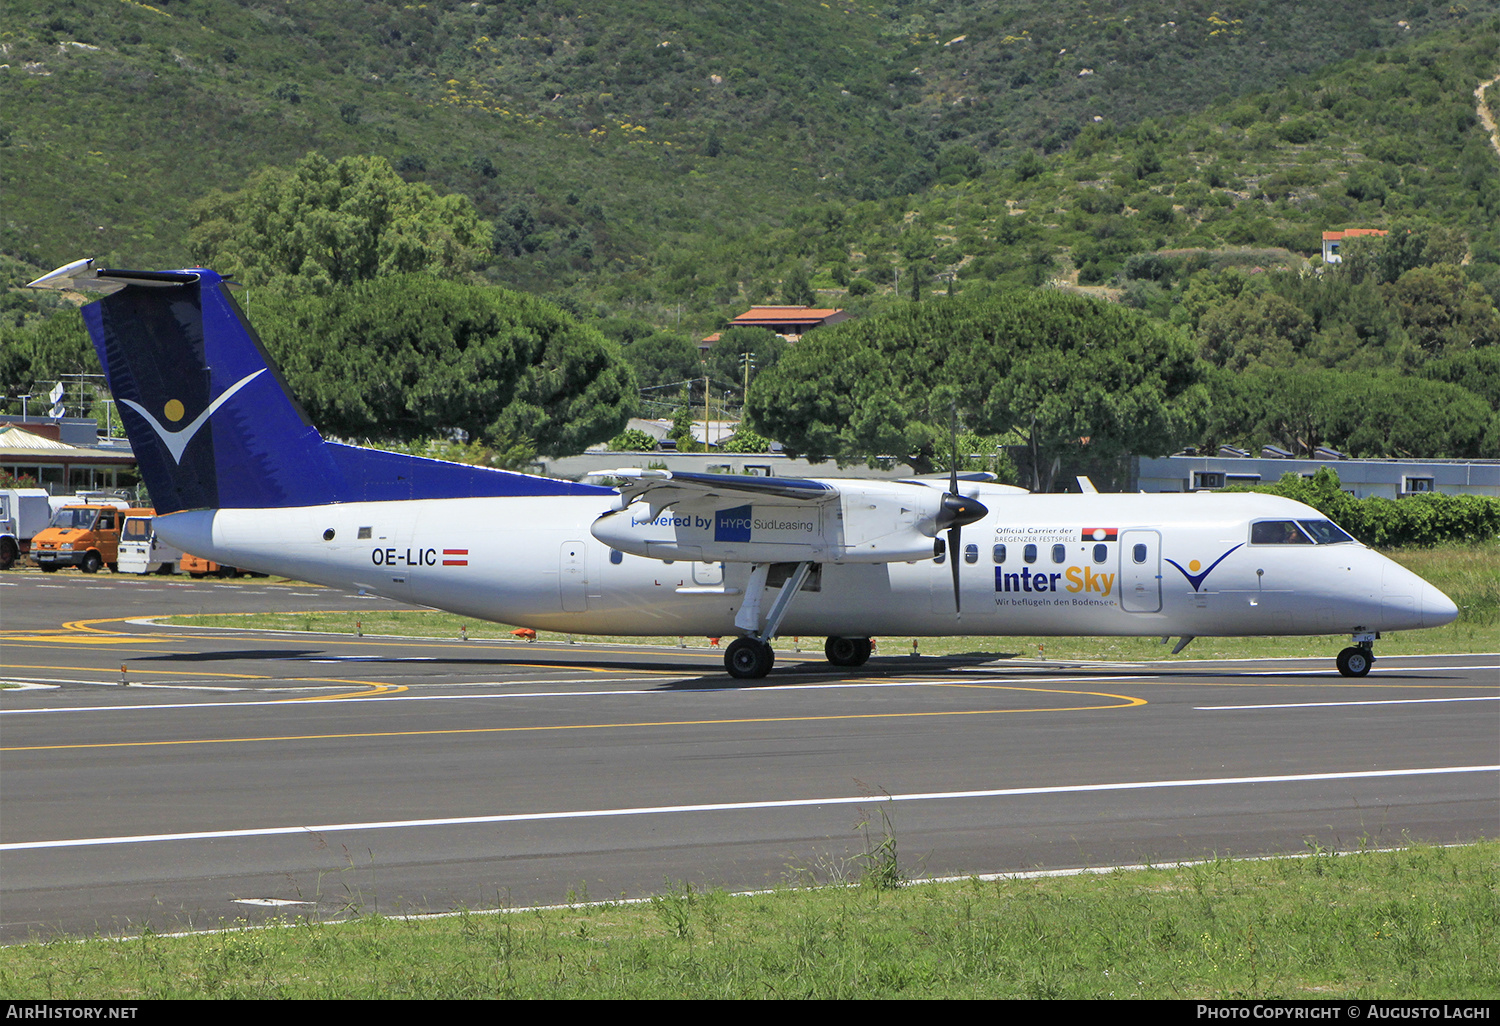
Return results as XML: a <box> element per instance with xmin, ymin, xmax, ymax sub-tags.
<box><xmin>723</xmin><ymin>562</ymin><xmax>813</xmax><ymax>679</ymax></box>
<box><xmin>722</xmin><ymin>562</ymin><xmax>879</xmax><ymax>680</ymax></box>
<box><xmin>1335</xmin><ymin>631</ymin><xmax>1376</xmax><ymax>677</ymax></box>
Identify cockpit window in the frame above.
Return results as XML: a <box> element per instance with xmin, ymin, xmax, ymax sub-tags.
<box><xmin>1250</xmin><ymin>520</ymin><xmax>1312</xmax><ymax>545</ymax></box>
<box><xmin>1297</xmin><ymin>519</ymin><xmax>1354</xmax><ymax>544</ymax></box>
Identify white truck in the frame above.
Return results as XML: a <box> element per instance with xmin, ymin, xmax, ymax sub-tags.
<box><xmin>0</xmin><ymin>488</ymin><xmax>52</xmax><ymax>570</ymax></box>
<box><xmin>117</xmin><ymin>514</ymin><xmax>183</xmax><ymax>575</ymax></box>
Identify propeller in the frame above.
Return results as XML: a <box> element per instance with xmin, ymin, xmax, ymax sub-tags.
<box><xmin>935</xmin><ymin>405</ymin><xmax>988</xmax><ymax>615</ymax></box>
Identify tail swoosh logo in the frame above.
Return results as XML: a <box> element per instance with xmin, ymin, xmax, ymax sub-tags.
<box><xmin>1165</xmin><ymin>543</ymin><xmax>1243</xmax><ymax>592</ymax></box>
<box><xmin>118</xmin><ymin>369</ymin><xmax>267</xmax><ymax>464</ymax></box>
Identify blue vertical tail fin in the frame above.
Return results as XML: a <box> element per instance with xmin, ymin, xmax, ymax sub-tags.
<box><xmin>28</xmin><ymin>259</ymin><xmax>611</xmax><ymax>512</ymax></box>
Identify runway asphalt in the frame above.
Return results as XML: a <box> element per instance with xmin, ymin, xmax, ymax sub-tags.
<box><xmin>2</xmin><ymin>571</ymin><xmax>1496</xmax><ymax>942</ymax></box>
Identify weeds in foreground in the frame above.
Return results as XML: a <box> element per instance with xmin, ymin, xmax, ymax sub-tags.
<box><xmin>2</xmin><ymin>842</ymin><xmax>1490</xmax><ymax>999</ymax></box>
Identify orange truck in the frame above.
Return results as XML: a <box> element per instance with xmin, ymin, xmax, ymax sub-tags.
<box><xmin>28</xmin><ymin>502</ymin><xmax>154</xmax><ymax>573</ymax></box>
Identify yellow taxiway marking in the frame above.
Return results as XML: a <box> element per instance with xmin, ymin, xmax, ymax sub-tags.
<box><xmin>1</xmin><ymin>662</ymin><xmax>404</xmax><ymax>699</ymax></box>
<box><xmin>1</xmin><ymin>687</ymin><xmax>1144</xmax><ymax>752</ymax></box>
<box><xmin>10</xmin><ymin>613</ymin><xmax>688</xmax><ymax>673</ymax></box>
<box><xmin>0</xmin><ymin>634</ymin><xmax>168</xmax><ymax>645</ymax></box>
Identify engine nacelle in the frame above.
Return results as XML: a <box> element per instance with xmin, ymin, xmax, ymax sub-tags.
<box><xmin>590</xmin><ymin>480</ymin><xmax>954</xmax><ymax>564</ymax></box>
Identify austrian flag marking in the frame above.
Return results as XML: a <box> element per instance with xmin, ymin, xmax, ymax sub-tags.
<box><xmin>442</xmin><ymin>548</ymin><xmax>469</xmax><ymax>567</ymax></box>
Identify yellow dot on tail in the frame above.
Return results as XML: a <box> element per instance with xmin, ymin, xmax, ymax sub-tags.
<box><xmin>163</xmin><ymin>399</ymin><xmax>185</xmax><ymax>422</ymax></box>
<box><xmin>1189</xmin><ymin>559</ymin><xmax>1202</xmax><ymax>572</ymax></box>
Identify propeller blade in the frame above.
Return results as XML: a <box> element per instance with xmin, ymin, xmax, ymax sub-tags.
<box><xmin>949</xmin><ymin>524</ymin><xmax>962</xmax><ymax>615</ymax></box>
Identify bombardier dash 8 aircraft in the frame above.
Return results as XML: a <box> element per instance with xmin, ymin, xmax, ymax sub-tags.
<box><xmin>30</xmin><ymin>259</ymin><xmax>1458</xmax><ymax>679</ymax></box>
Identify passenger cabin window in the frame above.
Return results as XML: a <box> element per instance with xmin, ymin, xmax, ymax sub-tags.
<box><xmin>609</xmin><ymin>549</ymin><xmax>623</xmax><ymax>564</ymax></box>
<box><xmin>1023</xmin><ymin>543</ymin><xmax>1037</xmax><ymax>564</ymax></box>
<box><xmin>1250</xmin><ymin>520</ymin><xmax>1312</xmax><ymax>545</ymax></box>
<box><xmin>993</xmin><ymin>544</ymin><xmax>1006</xmax><ymax>564</ymax></box>
<box><xmin>964</xmin><ymin>543</ymin><xmax>978</xmax><ymax>564</ymax></box>
<box><xmin>1051</xmin><ymin>543</ymin><xmax>1066</xmax><ymax>564</ymax></box>
<box><xmin>1132</xmin><ymin>543</ymin><xmax>1148</xmax><ymax>564</ymax></box>
<box><xmin>1093</xmin><ymin>543</ymin><xmax>1108</xmax><ymax>563</ymax></box>
<box><xmin>933</xmin><ymin>538</ymin><xmax>946</xmax><ymax>564</ymax></box>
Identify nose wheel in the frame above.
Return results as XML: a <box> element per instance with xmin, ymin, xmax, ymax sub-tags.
<box><xmin>1336</xmin><ymin>638</ymin><xmax>1375</xmax><ymax>678</ymax></box>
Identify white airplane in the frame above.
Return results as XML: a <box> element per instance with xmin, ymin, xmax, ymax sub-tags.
<box><xmin>30</xmin><ymin>259</ymin><xmax>1458</xmax><ymax>679</ymax></box>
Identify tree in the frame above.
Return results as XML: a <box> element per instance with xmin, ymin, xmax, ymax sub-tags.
<box><xmin>780</xmin><ymin>266</ymin><xmax>815</xmax><ymax>306</ymax></box>
<box><xmin>245</xmin><ymin>274</ymin><xmax>635</xmax><ymax>456</ymax></box>
<box><xmin>1210</xmin><ymin>368</ymin><xmax>1495</xmax><ymax>458</ymax></box>
<box><xmin>620</xmin><ymin>331</ymin><xmax>704</xmax><ymax>391</ymax></box>
<box><xmin>1196</xmin><ymin>291</ymin><xmax>1313</xmax><ymax>370</ymax></box>
<box><xmin>188</xmin><ymin>154</ymin><xmax>494</xmax><ymax>292</ymax></box>
<box><xmin>1382</xmin><ymin>264</ymin><xmax>1500</xmax><ymax>354</ymax></box>
<box><xmin>706</xmin><ymin>326</ymin><xmax>787</xmax><ymax>395</ymax></box>
<box><xmin>746</xmin><ymin>291</ymin><xmax>1206</xmax><ymax>489</ymax></box>
<box><xmin>0</xmin><ymin>309</ymin><xmax>100</xmax><ymax>409</ymax></box>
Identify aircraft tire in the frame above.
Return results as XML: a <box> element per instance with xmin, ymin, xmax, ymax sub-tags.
<box><xmin>80</xmin><ymin>551</ymin><xmax>103</xmax><ymax>574</ymax></box>
<box><xmin>1336</xmin><ymin>646</ymin><xmax>1373</xmax><ymax>677</ymax></box>
<box><xmin>825</xmin><ymin>636</ymin><xmax>872</xmax><ymax>668</ymax></box>
<box><xmin>0</xmin><ymin>539</ymin><xmax>16</xmax><ymax>570</ymax></box>
<box><xmin>40</xmin><ymin>564</ymin><xmax>60</xmax><ymax>573</ymax></box>
<box><xmin>726</xmin><ymin>637</ymin><xmax>774</xmax><ymax>679</ymax></box>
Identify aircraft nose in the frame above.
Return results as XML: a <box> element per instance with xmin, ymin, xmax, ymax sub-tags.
<box><xmin>1422</xmin><ymin>580</ymin><xmax>1459</xmax><ymax>628</ymax></box>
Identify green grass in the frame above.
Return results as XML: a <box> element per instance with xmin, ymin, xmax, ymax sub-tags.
<box><xmin>0</xmin><ymin>842</ymin><xmax>1493</xmax><ymax>998</ymax></box>
<box><xmin>158</xmin><ymin>542</ymin><xmax>1500</xmax><ymax>663</ymax></box>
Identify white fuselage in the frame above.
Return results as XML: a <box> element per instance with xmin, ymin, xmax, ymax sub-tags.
<box><xmin>154</xmin><ymin>489</ymin><xmax>1455</xmax><ymax>639</ymax></box>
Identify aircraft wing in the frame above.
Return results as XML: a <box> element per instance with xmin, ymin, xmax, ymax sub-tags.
<box><xmin>599</xmin><ymin>468</ymin><xmax>837</xmax><ymax>511</ymax></box>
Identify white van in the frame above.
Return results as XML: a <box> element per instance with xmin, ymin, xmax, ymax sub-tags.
<box><xmin>117</xmin><ymin>515</ymin><xmax>182</xmax><ymax>575</ymax></box>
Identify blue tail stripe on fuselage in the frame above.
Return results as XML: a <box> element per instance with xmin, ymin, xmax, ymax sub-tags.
<box><xmin>84</xmin><ymin>268</ymin><xmax>613</xmax><ymax>512</ymax></box>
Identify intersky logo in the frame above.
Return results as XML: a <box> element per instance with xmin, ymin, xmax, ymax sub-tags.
<box><xmin>118</xmin><ymin>369</ymin><xmax>267</xmax><ymax>464</ymax></box>
<box><xmin>1164</xmin><ymin>543</ymin><xmax>1243</xmax><ymax>592</ymax></box>
<box><xmin>714</xmin><ymin>504</ymin><xmax>753</xmax><ymax>543</ymax></box>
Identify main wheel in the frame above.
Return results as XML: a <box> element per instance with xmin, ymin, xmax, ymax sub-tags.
<box><xmin>725</xmin><ymin>637</ymin><xmax>775</xmax><ymax>679</ymax></box>
<box><xmin>825</xmin><ymin>636</ymin><xmax>873</xmax><ymax>668</ymax></box>
<box><xmin>1336</xmin><ymin>646</ymin><xmax>1373</xmax><ymax>677</ymax></box>
<box><xmin>0</xmin><ymin>539</ymin><xmax>17</xmax><ymax>570</ymax></box>
<box><xmin>80</xmin><ymin>551</ymin><xmax>103</xmax><ymax>574</ymax></box>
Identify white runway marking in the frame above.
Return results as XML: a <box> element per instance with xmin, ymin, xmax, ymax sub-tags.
<box><xmin>5</xmin><ymin>765</ymin><xmax>1494</xmax><ymax>852</ymax></box>
<box><xmin>1200</xmin><ymin>695</ymin><xmax>1500</xmax><ymax>710</ymax></box>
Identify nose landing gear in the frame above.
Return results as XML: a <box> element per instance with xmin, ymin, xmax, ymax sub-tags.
<box><xmin>1336</xmin><ymin>632</ymin><xmax>1377</xmax><ymax>677</ymax></box>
